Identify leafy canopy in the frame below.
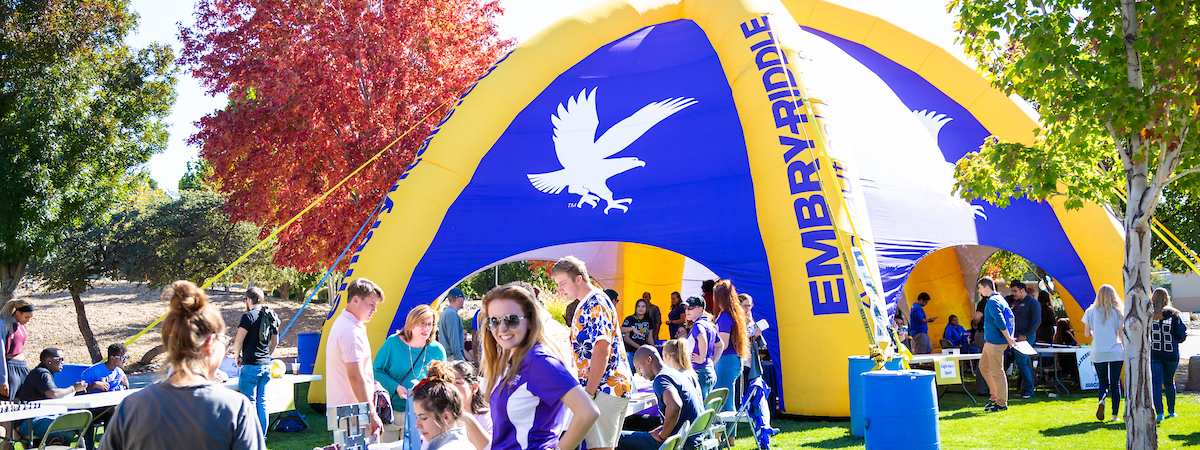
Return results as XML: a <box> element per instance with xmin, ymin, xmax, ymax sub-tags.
<box><xmin>951</xmin><ymin>1</ymin><xmax>1200</xmax><ymax>209</ymax></box>
<box><xmin>0</xmin><ymin>0</ymin><xmax>177</xmax><ymax>265</ymax></box>
<box><xmin>181</xmin><ymin>0</ymin><xmax>511</xmax><ymax>271</ymax></box>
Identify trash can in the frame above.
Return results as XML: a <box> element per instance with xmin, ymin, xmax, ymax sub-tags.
<box><xmin>863</xmin><ymin>370</ymin><xmax>939</xmax><ymax>450</ymax></box>
<box><xmin>848</xmin><ymin>356</ymin><xmax>904</xmax><ymax>437</ymax></box>
<box><xmin>297</xmin><ymin>332</ymin><xmax>321</xmax><ymax>374</ymax></box>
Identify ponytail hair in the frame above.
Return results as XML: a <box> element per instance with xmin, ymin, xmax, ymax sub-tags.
<box><xmin>160</xmin><ymin>280</ymin><xmax>226</xmax><ymax>378</ymax></box>
<box><xmin>412</xmin><ymin>360</ymin><xmax>464</xmax><ymax>426</ymax></box>
<box><xmin>662</xmin><ymin>339</ymin><xmax>691</xmax><ymax>372</ymax></box>
<box><xmin>449</xmin><ymin>360</ymin><xmax>488</xmax><ymax>415</ymax></box>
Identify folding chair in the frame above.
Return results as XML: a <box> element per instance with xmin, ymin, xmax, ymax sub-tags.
<box><xmin>35</xmin><ymin>410</ymin><xmax>92</xmax><ymax>450</ymax></box>
<box><xmin>657</xmin><ymin>420</ymin><xmax>690</xmax><ymax>450</ymax></box>
<box><xmin>715</xmin><ymin>380</ymin><xmax>773</xmax><ymax>450</ymax></box>
<box><xmin>704</xmin><ymin>388</ymin><xmax>729</xmax><ymax>412</ymax></box>
<box><xmin>685</xmin><ymin>409</ymin><xmax>719</xmax><ymax>450</ymax></box>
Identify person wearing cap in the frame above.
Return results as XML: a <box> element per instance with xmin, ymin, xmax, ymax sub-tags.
<box><xmin>438</xmin><ymin>288</ymin><xmax>467</xmax><ymax>361</ymax></box>
<box><xmin>684</xmin><ymin>296</ymin><xmax>718</xmax><ymax>398</ymax></box>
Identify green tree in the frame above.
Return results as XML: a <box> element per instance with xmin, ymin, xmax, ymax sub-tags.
<box><xmin>0</xmin><ymin>0</ymin><xmax>177</xmax><ymax>304</ymax></box>
<box><xmin>951</xmin><ymin>2</ymin><xmax>1200</xmax><ymax>446</ymax></box>
<box><xmin>1151</xmin><ymin>187</ymin><xmax>1200</xmax><ymax>273</ymax></box>
<box><xmin>456</xmin><ymin>262</ymin><xmax>554</xmax><ymax>299</ymax></box>
<box><xmin>115</xmin><ymin>190</ymin><xmax>266</xmax><ymax>288</ymax></box>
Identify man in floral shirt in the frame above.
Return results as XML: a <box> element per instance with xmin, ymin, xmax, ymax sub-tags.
<box><xmin>553</xmin><ymin>256</ymin><xmax>631</xmax><ymax>450</ymax></box>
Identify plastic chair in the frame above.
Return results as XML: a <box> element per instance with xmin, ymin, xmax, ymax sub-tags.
<box><xmin>686</xmin><ymin>409</ymin><xmax>719</xmax><ymax>450</ymax></box>
<box><xmin>656</xmin><ymin>434</ymin><xmax>683</xmax><ymax>450</ymax></box>
<box><xmin>704</xmin><ymin>388</ymin><xmax>729</xmax><ymax>411</ymax></box>
<box><xmin>37</xmin><ymin>410</ymin><xmax>92</xmax><ymax>450</ymax></box>
<box><xmin>704</xmin><ymin>397</ymin><xmax>724</xmax><ymax>413</ymax></box>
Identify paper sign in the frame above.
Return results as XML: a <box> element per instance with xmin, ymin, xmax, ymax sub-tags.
<box><xmin>1013</xmin><ymin>340</ymin><xmax>1037</xmax><ymax>356</ymax></box>
<box><xmin>756</xmin><ymin>319</ymin><xmax>770</xmax><ymax>331</ymax></box>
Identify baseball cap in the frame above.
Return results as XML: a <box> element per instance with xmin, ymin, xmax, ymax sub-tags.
<box><xmin>448</xmin><ymin>288</ymin><xmax>465</xmax><ymax>299</ymax></box>
<box><xmin>684</xmin><ymin>296</ymin><xmax>706</xmax><ymax>309</ymax></box>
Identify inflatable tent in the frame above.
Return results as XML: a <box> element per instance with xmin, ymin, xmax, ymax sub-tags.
<box><xmin>310</xmin><ymin>0</ymin><xmax>1124</xmax><ymax>416</ymax></box>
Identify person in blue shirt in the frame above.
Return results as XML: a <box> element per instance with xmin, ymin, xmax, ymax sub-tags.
<box><xmin>908</xmin><ymin>292</ymin><xmax>938</xmax><ymax>354</ymax></box>
<box><xmin>1005</xmin><ymin>280</ymin><xmax>1041</xmax><ymax>399</ymax></box>
<box><xmin>978</xmin><ymin>277</ymin><xmax>1017</xmax><ymax>412</ymax></box>
<box><xmin>942</xmin><ymin>315</ymin><xmax>975</xmax><ymax>353</ymax></box>
<box><xmin>437</xmin><ymin>288</ymin><xmax>467</xmax><ymax>361</ymax></box>
<box><xmin>81</xmin><ymin>343</ymin><xmax>130</xmax><ymax>393</ymax></box>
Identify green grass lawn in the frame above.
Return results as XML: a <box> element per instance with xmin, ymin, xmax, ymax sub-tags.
<box><xmin>269</xmin><ymin>385</ymin><xmax>1200</xmax><ymax>449</ymax></box>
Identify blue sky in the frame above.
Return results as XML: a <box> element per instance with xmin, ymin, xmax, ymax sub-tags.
<box><xmin>133</xmin><ymin>0</ymin><xmax>961</xmax><ymax>192</ymax></box>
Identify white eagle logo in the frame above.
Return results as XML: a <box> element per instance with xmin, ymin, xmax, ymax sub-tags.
<box><xmin>912</xmin><ymin>108</ymin><xmax>988</xmax><ymax>220</ymax></box>
<box><xmin>527</xmin><ymin>88</ymin><xmax>696</xmax><ymax>214</ymax></box>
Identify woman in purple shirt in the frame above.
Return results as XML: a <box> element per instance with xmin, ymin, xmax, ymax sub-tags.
<box><xmin>712</xmin><ymin>280</ymin><xmax>750</xmax><ymax>418</ymax></box>
<box><xmin>480</xmin><ymin>284</ymin><xmax>598</xmax><ymax>450</ymax></box>
<box><xmin>684</xmin><ymin>296</ymin><xmax>717</xmax><ymax>398</ymax></box>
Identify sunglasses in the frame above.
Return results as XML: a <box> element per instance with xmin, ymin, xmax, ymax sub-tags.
<box><xmin>486</xmin><ymin>314</ymin><xmax>527</xmax><ymax>330</ymax></box>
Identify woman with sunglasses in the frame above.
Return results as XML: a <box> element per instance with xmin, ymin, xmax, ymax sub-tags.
<box><xmin>481</xmin><ymin>284</ymin><xmax>598</xmax><ymax>450</ymax></box>
<box><xmin>102</xmin><ymin>280</ymin><xmax>264</xmax><ymax>449</ymax></box>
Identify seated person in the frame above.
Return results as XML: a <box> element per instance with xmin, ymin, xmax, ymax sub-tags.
<box><xmin>618</xmin><ymin>346</ymin><xmax>704</xmax><ymax>450</ymax></box>
<box><xmin>942</xmin><ymin>315</ymin><xmax>978</xmax><ymax>353</ymax></box>
<box><xmin>81</xmin><ymin>343</ymin><xmax>130</xmax><ymax>393</ymax></box>
<box><xmin>16</xmin><ymin>348</ymin><xmax>86</xmax><ymax>442</ymax></box>
<box><xmin>1052</xmin><ymin>318</ymin><xmax>1078</xmax><ymax>346</ymax></box>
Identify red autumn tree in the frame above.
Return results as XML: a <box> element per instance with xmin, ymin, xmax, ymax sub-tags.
<box><xmin>181</xmin><ymin>0</ymin><xmax>510</xmax><ymax>271</ymax></box>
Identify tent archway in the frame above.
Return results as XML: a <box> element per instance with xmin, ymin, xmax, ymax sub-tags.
<box><xmin>308</xmin><ymin>0</ymin><xmax>1126</xmax><ymax>416</ymax></box>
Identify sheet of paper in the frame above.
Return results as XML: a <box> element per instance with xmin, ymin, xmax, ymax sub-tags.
<box><xmin>1013</xmin><ymin>340</ymin><xmax>1037</xmax><ymax>356</ymax></box>
<box><xmin>756</xmin><ymin>319</ymin><xmax>770</xmax><ymax>331</ymax></box>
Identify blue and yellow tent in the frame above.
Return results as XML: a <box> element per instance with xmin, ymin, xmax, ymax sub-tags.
<box><xmin>310</xmin><ymin>0</ymin><xmax>1123</xmax><ymax>417</ymax></box>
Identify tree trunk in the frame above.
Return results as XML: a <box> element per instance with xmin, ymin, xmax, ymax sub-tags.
<box><xmin>0</xmin><ymin>261</ymin><xmax>27</xmax><ymax>306</ymax></box>
<box><xmin>69</xmin><ymin>286</ymin><xmax>103</xmax><ymax>363</ymax></box>
<box><xmin>1122</xmin><ymin>168</ymin><xmax>1158</xmax><ymax>449</ymax></box>
<box><xmin>139</xmin><ymin>344</ymin><xmax>165</xmax><ymax>366</ymax></box>
<box><xmin>279</xmin><ymin>283</ymin><xmax>291</xmax><ymax>301</ymax></box>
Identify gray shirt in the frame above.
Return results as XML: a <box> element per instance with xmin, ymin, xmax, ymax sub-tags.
<box><xmin>100</xmin><ymin>381</ymin><xmax>265</xmax><ymax>450</ymax></box>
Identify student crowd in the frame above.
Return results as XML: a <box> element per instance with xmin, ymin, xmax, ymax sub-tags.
<box><xmin>895</xmin><ymin>277</ymin><xmax>1188</xmax><ymax>422</ymax></box>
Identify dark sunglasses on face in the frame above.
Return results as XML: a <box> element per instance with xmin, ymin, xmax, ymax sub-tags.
<box><xmin>487</xmin><ymin>314</ymin><xmax>527</xmax><ymax>330</ymax></box>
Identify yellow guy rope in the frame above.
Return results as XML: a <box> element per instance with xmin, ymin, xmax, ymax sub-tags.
<box><xmin>124</xmin><ymin>97</ymin><xmax>459</xmax><ymax>346</ymax></box>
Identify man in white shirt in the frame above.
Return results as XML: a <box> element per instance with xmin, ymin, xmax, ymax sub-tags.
<box><xmin>325</xmin><ymin>278</ymin><xmax>385</xmax><ymax>438</ymax></box>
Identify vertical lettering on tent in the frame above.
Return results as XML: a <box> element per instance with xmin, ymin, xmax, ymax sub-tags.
<box><xmin>744</xmin><ymin>15</ymin><xmax>851</xmax><ymax>316</ymax></box>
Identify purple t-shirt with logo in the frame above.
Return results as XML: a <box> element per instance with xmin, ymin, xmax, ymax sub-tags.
<box><xmin>689</xmin><ymin>316</ymin><xmax>717</xmax><ymax>369</ymax></box>
<box><xmin>716</xmin><ymin>313</ymin><xmax>739</xmax><ymax>357</ymax></box>
<box><xmin>490</xmin><ymin>343</ymin><xmax>578</xmax><ymax>449</ymax></box>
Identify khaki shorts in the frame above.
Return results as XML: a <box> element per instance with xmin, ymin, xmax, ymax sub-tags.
<box><xmin>584</xmin><ymin>391</ymin><xmax>629</xmax><ymax>449</ymax></box>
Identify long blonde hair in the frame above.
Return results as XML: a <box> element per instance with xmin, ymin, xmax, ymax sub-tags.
<box><xmin>661</xmin><ymin>339</ymin><xmax>691</xmax><ymax>372</ymax></box>
<box><xmin>480</xmin><ymin>284</ymin><xmax>557</xmax><ymax>393</ymax></box>
<box><xmin>160</xmin><ymin>281</ymin><xmax>225</xmax><ymax>378</ymax></box>
<box><xmin>1093</xmin><ymin>284</ymin><xmax>1124</xmax><ymax>321</ymax></box>
<box><xmin>1151</xmin><ymin>288</ymin><xmax>1178</xmax><ymax>321</ymax></box>
<box><xmin>401</xmin><ymin>304</ymin><xmax>438</xmax><ymax>342</ymax></box>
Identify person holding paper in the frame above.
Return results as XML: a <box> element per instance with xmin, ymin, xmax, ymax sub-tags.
<box><xmin>977</xmin><ymin>277</ymin><xmax>1017</xmax><ymax>413</ymax></box>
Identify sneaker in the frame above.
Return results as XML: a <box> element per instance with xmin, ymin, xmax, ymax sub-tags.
<box><xmin>1020</xmin><ymin>394</ymin><xmax>1033</xmax><ymax>399</ymax></box>
<box><xmin>1095</xmin><ymin>401</ymin><xmax>1105</xmax><ymax>421</ymax></box>
<box><xmin>1167</xmin><ymin>412</ymin><xmax>1177</xmax><ymax>419</ymax></box>
<box><xmin>984</xmin><ymin>400</ymin><xmax>997</xmax><ymax>409</ymax></box>
<box><xmin>985</xmin><ymin>403</ymin><xmax>1008</xmax><ymax>413</ymax></box>
<box><xmin>1157</xmin><ymin>414</ymin><xmax>1164</xmax><ymax>423</ymax></box>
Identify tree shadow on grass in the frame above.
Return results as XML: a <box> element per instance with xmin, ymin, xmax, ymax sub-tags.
<box><xmin>799</xmin><ymin>434</ymin><xmax>863</xmax><ymax>449</ymax></box>
<box><xmin>1039</xmin><ymin>421</ymin><xmax>1124</xmax><ymax>437</ymax></box>
<box><xmin>941</xmin><ymin>409</ymin><xmax>981</xmax><ymax>420</ymax></box>
<box><xmin>1168</xmin><ymin>433</ymin><xmax>1200</xmax><ymax>446</ymax></box>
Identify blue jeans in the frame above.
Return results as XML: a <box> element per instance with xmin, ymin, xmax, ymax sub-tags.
<box><xmin>239</xmin><ymin>364</ymin><xmax>272</xmax><ymax>433</ymax></box>
<box><xmin>1151</xmin><ymin>357</ymin><xmax>1180</xmax><ymax>416</ymax></box>
<box><xmin>715</xmin><ymin>354</ymin><xmax>743</xmax><ymax>411</ymax></box>
<box><xmin>695</xmin><ymin>365</ymin><xmax>716</xmax><ymax>400</ymax></box>
<box><xmin>1094</xmin><ymin>361</ymin><xmax>1123</xmax><ymax>416</ymax></box>
<box><xmin>1014</xmin><ymin>351</ymin><xmax>1035</xmax><ymax>396</ymax></box>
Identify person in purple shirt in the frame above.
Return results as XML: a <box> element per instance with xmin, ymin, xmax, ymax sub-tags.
<box><xmin>711</xmin><ymin>280</ymin><xmax>750</xmax><ymax>446</ymax></box>
<box><xmin>684</xmin><ymin>296</ymin><xmax>717</xmax><ymax>398</ymax></box>
<box><xmin>480</xmin><ymin>284</ymin><xmax>598</xmax><ymax>450</ymax></box>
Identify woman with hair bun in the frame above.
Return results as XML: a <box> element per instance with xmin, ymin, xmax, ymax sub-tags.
<box><xmin>101</xmin><ymin>281</ymin><xmax>264</xmax><ymax>450</ymax></box>
<box><xmin>412</xmin><ymin>361</ymin><xmax>474</xmax><ymax>450</ymax></box>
